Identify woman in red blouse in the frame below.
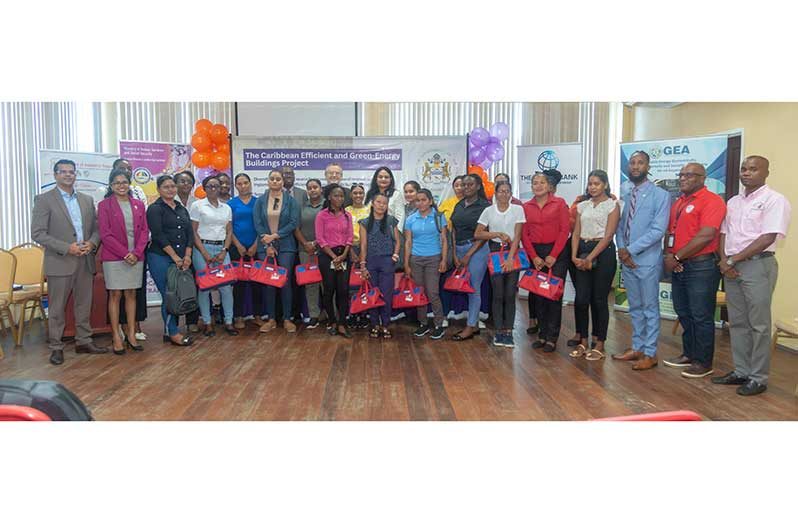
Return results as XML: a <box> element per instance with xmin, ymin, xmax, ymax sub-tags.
<box><xmin>522</xmin><ymin>171</ymin><xmax>570</xmax><ymax>353</ymax></box>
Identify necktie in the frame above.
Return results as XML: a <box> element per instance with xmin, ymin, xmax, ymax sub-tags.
<box><xmin>624</xmin><ymin>186</ymin><xmax>639</xmax><ymax>245</ymax></box>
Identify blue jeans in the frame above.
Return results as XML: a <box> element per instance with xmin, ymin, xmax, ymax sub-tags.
<box><xmin>455</xmin><ymin>241</ymin><xmax>489</xmax><ymax>327</ymax></box>
<box><xmin>192</xmin><ymin>243</ymin><xmax>234</xmax><ymax>325</ymax></box>
<box><xmin>146</xmin><ymin>251</ymin><xmax>180</xmax><ymax>336</ymax></box>
<box><xmin>622</xmin><ymin>263</ymin><xmax>661</xmax><ymax>357</ymax></box>
<box><xmin>366</xmin><ymin>254</ymin><xmax>395</xmax><ymax>326</ymax></box>
<box><xmin>262</xmin><ymin>251</ymin><xmax>296</xmax><ymax>321</ymax></box>
<box><xmin>671</xmin><ymin>257</ymin><xmax>720</xmax><ymax>367</ymax></box>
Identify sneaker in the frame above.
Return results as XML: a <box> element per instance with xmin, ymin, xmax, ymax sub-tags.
<box><xmin>664</xmin><ymin>354</ymin><xmax>692</xmax><ymax>368</ymax></box>
<box><xmin>259</xmin><ymin>319</ymin><xmax>277</xmax><ymax>333</ymax></box>
<box><xmin>680</xmin><ymin>362</ymin><xmax>714</xmax><ymax>379</ymax></box>
<box><xmin>478</xmin><ymin>320</ymin><xmax>486</xmax><ymax>330</ymax></box>
<box><xmin>429</xmin><ymin>326</ymin><xmax>446</xmax><ymax>340</ymax></box>
<box><xmin>492</xmin><ymin>334</ymin><xmax>503</xmax><ymax>347</ymax></box>
<box><xmin>414</xmin><ymin>323</ymin><xmax>431</xmax><ymax>337</ymax></box>
<box><xmin>442</xmin><ymin>319</ymin><xmax>449</xmax><ymax>328</ymax></box>
<box><xmin>357</xmin><ymin>316</ymin><xmax>370</xmax><ymax>329</ymax></box>
<box><xmin>306</xmin><ymin>318</ymin><xmax>320</xmax><ymax>330</ymax></box>
<box><xmin>736</xmin><ymin>379</ymin><xmax>767</xmax><ymax>396</ymax></box>
<box><xmin>135</xmin><ymin>332</ymin><xmax>147</xmax><ymax>341</ymax></box>
<box><xmin>284</xmin><ymin>320</ymin><xmax>297</xmax><ymax>333</ymax></box>
<box><xmin>501</xmin><ymin>333</ymin><xmax>515</xmax><ymax>348</ymax></box>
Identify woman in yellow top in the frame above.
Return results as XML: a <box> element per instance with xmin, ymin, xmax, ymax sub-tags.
<box><xmin>438</xmin><ymin>175</ymin><xmax>466</xmax><ymax>226</ymax></box>
<box><xmin>345</xmin><ymin>183</ymin><xmax>371</xmax><ymax>329</ymax></box>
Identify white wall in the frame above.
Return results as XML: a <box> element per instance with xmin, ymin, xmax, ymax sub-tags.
<box><xmin>236</xmin><ymin>102</ymin><xmax>357</xmax><ymax>136</ymax></box>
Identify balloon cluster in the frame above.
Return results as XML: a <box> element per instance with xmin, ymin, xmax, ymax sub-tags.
<box><xmin>190</xmin><ymin>119</ymin><xmax>231</xmax><ymax>171</ymax></box>
<box><xmin>468</xmin><ymin>122</ymin><xmax>509</xmax><ymax>171</ymax></box>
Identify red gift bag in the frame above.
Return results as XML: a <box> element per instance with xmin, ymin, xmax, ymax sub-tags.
<box><xmin>392</xmin><ymin>275</ymin><xmax>429</xmax><ymax>309</ymax></box>
<box><xmin>349</xmin><ymin>267</ymin><xmax>365</xmax><ymax>287</ymax></box>
<box><xmin>231</xmin><ymin>256</ymin><xmax>255</xmax><ymax>282</ymax></box>
<box><xmin>350</xmin><ymin>280</ymin><xmax>386</xmax><ymax>314</ymax></box>
<box><xmin>487</xmin><ymin>245</ymin><xmax>531</xmax><ymax>276</ymax></box>
<box><xmin>443</xmin><ymin>267</ymin><xmax>475</xmax><ymax>293</ymax></box>
<box><xmin>295</xmin><ymin>256</ymin><xmax>322</xmax><ymax>286</ymax></box>
<box><xmin>195</xmin><ymin>262</ymin><xmax>238</xmax><ymax>291</ymax></box>
<box><xmin>251</xmin><ymin>257</ymin><xmax>289</xmax><ymax>288</ymax></box>
<box><xmin>518</xmin><ymin>268</ymin><xmax>564</xmax><ymax>301</ymax></box>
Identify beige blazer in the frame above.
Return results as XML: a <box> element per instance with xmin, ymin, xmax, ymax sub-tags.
<box><xmin>31</xmin><ymin>187</ymin><xmax>100</xmax><ymax>277</ymax></box>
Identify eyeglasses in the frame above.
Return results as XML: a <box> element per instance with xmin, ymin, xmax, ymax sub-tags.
<box><xmin>205</xmin><ymin>184</ymin><xmax>220</xmax><ymax>190</ymax></box>
<box><xmin>677</xmin><ymin>172</ymin><xmax>705</xmax><ymax>179</ymax></box>
<box><xmin>111</xmin><ymin>180</ymin><xmax>130</xmax><ymax>186</ymax></box>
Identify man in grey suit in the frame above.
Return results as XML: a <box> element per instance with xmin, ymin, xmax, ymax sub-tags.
<box><xmin>31</xmin><ymin>159</ymin><xmax>108</xmax><ymax>365</ymax></box>
<box><xmin>280</xmin><ymin>165</ymin><xmax>308</xmax><ymax>207</ymax></box>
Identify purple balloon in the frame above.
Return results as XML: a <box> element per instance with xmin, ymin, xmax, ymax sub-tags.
<box><xmin>488</xmin><ymin>136</ymin><xmax>500</xmax><ymax>144</ymax></box>
<box><xmin>479</xmin><ymin>159</ymin><xmax>493</xmax><ymax>171</ymax></box>
<box><xmin>490</xmin><ymin>122</ymin><xmax>510</xmax><ymax>142</ymax></box>
<box><xmin>469</xmin><ymin>145</ymin><xmax>486</xmax><ymax>164</ymax></box>
<box><xmin>196</xmin><ymin>167</ymin><xmax>215</xmax><ymax>182</ymax></box>
<box><xmin>469</xmin><ymin>127</ymin><xmax>490</xmax><ymax>147</ymax></box>
<box><xmin>485</xmin><ymin>142</ymin><xmax>505</xmax><ymax>162</ymax></box>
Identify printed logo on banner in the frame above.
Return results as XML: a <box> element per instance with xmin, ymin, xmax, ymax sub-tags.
<box><xmin>650</xmin><ymin>146</ymin><xmax>663</xmax><ymax>159</ymax></box>
<box><xmin>537</xmin><ymin>150</ymin><xmax>560</xmax><ymax>171</ymax></box>
<box><xmin>132</xmin><ymin>167</ymin><xmax>152</xmax><ymax>185</ymax></box>
<box><xmin>418</xmin><ymin>151</ymin><xmax>453</xmax><ymax>187</ymax></box>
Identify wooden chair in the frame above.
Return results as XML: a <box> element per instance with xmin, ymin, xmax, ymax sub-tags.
<box><xmin>0</xmin><ymin>249</ymin><xmax>19</xmax><ymax>355</ymax></box>
<box><xmin>771</xmin><ymin>317</ymin><xmax>798</xmax><ymax>396</ymax></box>
<box><xmin>9</xmin><ymin>243</ymin><xmax>47</xmax><ymax>345</ymax></box>
<box><xmin>671</xmin><ymin>291</ymin><xmax>727</xmax><ymax>335</ymax></box>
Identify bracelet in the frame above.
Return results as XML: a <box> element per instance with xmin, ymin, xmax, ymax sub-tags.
<box><xmin>673</xmin><ymin>253</ymin><xmax>681</xmax><ymax>262</ymax></box>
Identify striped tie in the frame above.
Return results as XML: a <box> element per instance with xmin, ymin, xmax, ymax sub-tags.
<box><xmin>624</xmin><ymin>186</ymin><xmax>639</xmax><ymax>245</ymax></box>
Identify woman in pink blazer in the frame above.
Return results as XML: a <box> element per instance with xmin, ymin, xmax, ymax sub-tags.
<box><xmin>98</xmin><ymin>169</ymin><xmax>150</xmax><ymax>354</ymax></box>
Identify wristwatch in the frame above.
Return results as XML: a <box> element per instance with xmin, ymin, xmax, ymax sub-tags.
<box><xmin>725</xmin><ymin>257</ymin><xmax>736</xmax><ymax>268</ymax></box>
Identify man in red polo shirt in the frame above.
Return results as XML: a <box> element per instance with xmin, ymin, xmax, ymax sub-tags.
<box><xmin>662</xmin><ymin>162</ymin><xmax>726</xmax><ymax>378</ymax></box>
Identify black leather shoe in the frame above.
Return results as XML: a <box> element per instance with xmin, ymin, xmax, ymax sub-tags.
<box><xmin>49</xmin><ymin>349</ymin><xmax>64</xmax><ymax>365</ymax></box>
<box><xmin>76</xmin><ymin>342</ymin><xmax>109</xmax><ymax>354</ymax></box>
<box><xmin>736</xmin><ymin>379</ymin><xmax>767</xmax><ymax>396</ymax></box>
<box><xmin>711</xmin><ymin>371</ymin><xmax>748</xmax><ymax>385</ymax></box>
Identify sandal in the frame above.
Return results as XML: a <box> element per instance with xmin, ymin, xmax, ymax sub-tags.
<box><xmin>569</xmin><ymin>344</ymin><xmax>587</xmax><ymax>358</ymax></box>
<box><xmin>543</xmin><ymin>341</ymin><xmax>557</xmax><ymax>353</ymax></box>
<box><xmin>381</xmin><ymin>328</ymin><xmax>392</xmax><ymax>339</ymax></box>
<box><xmin>452</xmin><ymin>330</ymin><xmax>476</xmax><ymax>341</ymax></box>
<box><xmin>369</xmin><ymin>327</ymin><xmax>381</xmax><ymax>338</ymax></box>
<box><xmin>327</xmin><ymin>324</ymin><xmax>337</xmax><ymax>336</ymax></box>
<box><xmin>585</xmin><ymin>348</ymin><xmax>605</xmax><ymax>361</ymax></box>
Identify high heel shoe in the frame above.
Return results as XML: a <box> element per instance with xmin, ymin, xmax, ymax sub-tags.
<box><xmin>112</xmin><ymin>345</ymin><xmax>126</xmax><ymax>355</ymax></box>
<box><xmin>125</xmin><ymin>339</ymin><xmax>144</xmax><ymax>352</ymax></box>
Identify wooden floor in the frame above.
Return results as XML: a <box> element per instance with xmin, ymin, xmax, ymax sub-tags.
<box><xmin>1</xmin><ymin>301</ymin><xmax>796</xmax><ymax>420</ymax></box>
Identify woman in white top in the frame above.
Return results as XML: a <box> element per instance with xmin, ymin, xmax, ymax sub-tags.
<box><xmin>365</xmin><ymin>166</ymin><xmax>407</xmax><ymax>231</ymax></box>
<box><xmin>474</xmin><ymin>180</ymin><xmax>526</xmax><ymax>348</ymax></box>
<box><xmin>569</xmin><ymin>169</ymin><xmax>620</xmax><ymax>360</ymax></box>
<box><xmin>190</xmin><ymin>175</ymin><xmax>239</xmax><ymax>337</ymax></box>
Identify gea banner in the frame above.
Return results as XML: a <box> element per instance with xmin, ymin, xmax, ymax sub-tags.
<box><xmin>615</xmin><ymin>134</ymin><xmax>729</xmax><ymax>321</ymax></box>
<box><xmin>231</xmin><ymin>136</ymin><xmax>467</xmax><ymax>203</ymax></box>
<box><xmin>517</xmin><ymin>143</ymin><xmax>585</xmax><ymax>303</ymax></box>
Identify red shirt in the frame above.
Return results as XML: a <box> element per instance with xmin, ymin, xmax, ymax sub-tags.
<box><xmin>522</xmin><ymin>195</ymin><xmax>570</xmax><ymax>259</ymax></box>
<box><xmin>667</xmin><ymin>186</ymin><xmax>726</xmax><ymax>257</ymax></box>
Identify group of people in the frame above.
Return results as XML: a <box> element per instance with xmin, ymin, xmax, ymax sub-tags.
<box><xmin>31</xmin><ymin>153</ymin><xmax>790</xmax><ymax>397</ymax></box>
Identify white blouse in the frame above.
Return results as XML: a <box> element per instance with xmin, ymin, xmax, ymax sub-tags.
<box><xmin>577</xmin><ymin>198</ymin><xmax>618</xmax><ymax>239</ymax></box>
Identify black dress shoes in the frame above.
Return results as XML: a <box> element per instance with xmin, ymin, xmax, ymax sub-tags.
<box><xmin>49</xmin><ymin>349</ymin><xmax>64</xmax><ymax>365</ymax></box>
<box><xmin>736</xmin><ymin>379</ymin><xmax>767</xmax><ymax>396</ymax></box>
<box><xmin>75</xmin><ymin>342</ymin><xmax>109</xmax><ymax>354</ymax></box>
<box><xmin>711</xmin><ymin>371</ymin><xmax>748</xmax><ymax>385</ymax></box>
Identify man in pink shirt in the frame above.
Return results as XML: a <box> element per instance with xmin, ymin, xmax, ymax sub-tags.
<box><xmin>713</xmin><ymin>155</ymin><xmax>792</xmax><ymax>396</ymax></box>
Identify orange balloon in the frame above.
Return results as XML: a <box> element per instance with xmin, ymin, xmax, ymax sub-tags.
<box><xmin>192</xmin><ymin>151</ymin><xmax>211</xmax><ymax>168</ymax></box>
<box><xmin>484</xmin><ymin>180</ymin><xmax>495</xmax><ymax>200</ymax></box>
<box><xmin>217</xmin><ymin>142</ymin><xmax>230</xmax><ymax>155</ymax></box>
<box><xmin>211</xmin><ymin>152</ymin><xmax>230</xmax><ymax>171</ymax></box>
<box><xmin>191</xmin><ymin>131</ymin><xmax>212</xmax><ymax>153</ymax></box>
<box><xmin>467</xmin><ymin>164</ymin><xmax>486</xmax><ymax>178</ymax></box>
<box><xmin>194</xmin><ymin>185</ymin><xmax>206</xmax><ymax>199</ymax></box>
<box><xmin>195</xmin><ymin>119</ymin><xmax>213</xmax><ymax>133</ymax></box>
<box><xmin>209</xmin><ymin>123</ymin><xmax>229</xmax><ymax>145</ymax></box>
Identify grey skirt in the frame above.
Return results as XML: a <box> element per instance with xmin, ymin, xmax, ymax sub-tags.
<box><xmin>103</xmin><ymin>261</ymin><xmax>144</xmax><ymax>290</ymax></box>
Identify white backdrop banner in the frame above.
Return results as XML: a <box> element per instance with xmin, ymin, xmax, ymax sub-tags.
<box><xmin>39</xmin><ymin>149</ymin><xmax>118</xmax><ymax>206</ymax></box>
<box><xmin>231</xmin><ymin>136</ymin><xmax>467</xmax><ymax>202</ymax></box>
<box><xmin>516</xmin><ymin>143</ymin><xmax>585</xmax><ymax>303</ymax></box>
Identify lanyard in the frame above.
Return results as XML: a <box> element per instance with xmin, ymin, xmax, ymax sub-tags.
<box><xmin>670</xmin><ymin>195</ymin><xmax>696</xmax><ymax>233</ymax></box>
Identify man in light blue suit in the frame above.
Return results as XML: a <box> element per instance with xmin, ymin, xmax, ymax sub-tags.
<box><xmin>613</xmin><ymin>151</ymin><xmax>671</xmax><ymax>370</ymax></box>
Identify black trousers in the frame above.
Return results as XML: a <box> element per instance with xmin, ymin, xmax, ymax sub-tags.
<box><xmin>319</xmin><ymin>248</ymin><xmax>351</xmax><ymax>325</ymax></box>
<box><xmin>531</xmin><ymin>242</ymin><xmax>568</xmax><ymax>342</ymax></box>
<box><xmin>571</xmin><ymin>240</ymin><xmax>617</xmax><ymax>341</ymax></box>
<box><xmin>489</xmin><ymin>243</ymin><xmax>520</xmax><ymax>331</ymax></box>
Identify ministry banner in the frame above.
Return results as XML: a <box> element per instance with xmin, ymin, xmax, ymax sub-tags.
<box><xmin>231</xmin><ymin>136</ymin><xmax>467</xmax><ymax>203</ymax></box>
<box><xmin>119</xmin><ymin>140</ymin><xmax>192</xmax><ymax>205</ymax></box>
<box><xmin>38</xmin><ymin>149</ymin><xmax>119</xmax><ymax>205</ymax></box>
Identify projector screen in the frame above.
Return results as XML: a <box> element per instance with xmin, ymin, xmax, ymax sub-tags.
<box><xmin>235</xmin><ymin>102</ymin><xmax>357</xmax><ymax>137</ymax></box>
